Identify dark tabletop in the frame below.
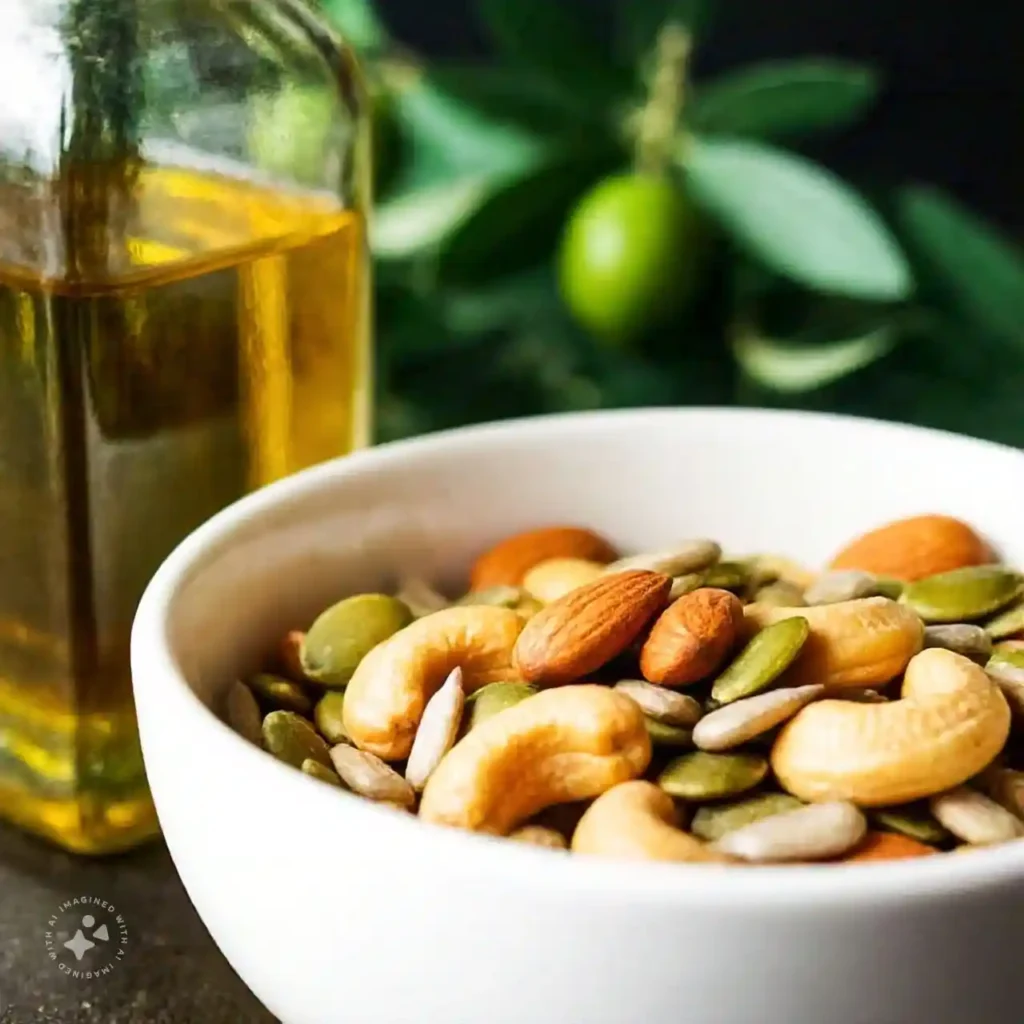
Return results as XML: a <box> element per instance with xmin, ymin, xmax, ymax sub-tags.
<box><xmin>0</xmin><ymin>823</ymin><xmax>277</xmax><ymax>1023</ymax></box>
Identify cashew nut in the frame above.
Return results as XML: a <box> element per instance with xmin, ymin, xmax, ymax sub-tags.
<box><xmin>571</xmin><ymin>781</ymin><xmax>734</xmax><ymax>863</ymax></box>
<box><xmin>342</xmin><ymin>606</ymin><xmax>524</xmax><ymax>761</ymax></box>
<box><xmin>771</xmin><ymin>647</ymin><xmax>1011</xmax><ymax>806</ymax></box>
<box><xmin>743</xmin><ymin>596</ymin><xmax>923</xmax><ymax>689</ymax></box>
<box><xmin>418</xmin><ymin>685</ymin><xmax>650</xmax><ymax>835</ymax></box>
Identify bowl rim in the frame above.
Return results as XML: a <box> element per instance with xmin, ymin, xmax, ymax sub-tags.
<box><xmin>132</xmin><ymin>406</ymin><xmax>1024</xmax><ymax>908</ymax></box>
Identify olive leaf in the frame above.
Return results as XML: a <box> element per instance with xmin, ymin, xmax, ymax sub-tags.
<box><xmin>898</xmin><ymin>186</ymin><xmax>1024</xmax><ymax>348</ymax></box>
<box><xmin>690</xmin><ymin>60</ymin><xmax>880</xmax><ymax>140</ymax></box>
<box><xmin>683</xmin><ymin>136</ymin><xmax>913</xmax><ymax>301</ymax></box>
<box><xmin>476</xmin><ymin>0</ymin><xmax>630</xmax><ymax>108</ymax></box>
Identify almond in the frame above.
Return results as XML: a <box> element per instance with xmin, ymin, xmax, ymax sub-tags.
<box><xmin>639</xmin><ymin>588</ymin><xmax>744</xmax><ymax>686</ymax></box>
<box><xmin>841</xmin><ymin>831</ymin><xmax>938</xmax><ymax>862</ymax></box>
<box><xmin>513</xmin><ymin>570</ymin><xmax>671</xmax><ymax>686</ymax></box>
<box><xmin>829</xmin><ymin>514</ymin><xmax>992</xmax><ymax>582</ymax></box>
<box><xmin>469</xmin><ymin>526</ymin><xmax>618</xmax><ymax>591</ymax></box>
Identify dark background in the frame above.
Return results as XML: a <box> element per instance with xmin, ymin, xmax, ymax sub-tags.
<box><xmin>378</xmin><ymin>0</ymin><xmax>1023</xmax><ymax>238</ymax></box>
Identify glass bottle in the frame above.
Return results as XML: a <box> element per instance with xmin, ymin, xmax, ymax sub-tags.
<box><xmin>0</xmin><ymin>0</ymin><xmax>372</xmax><ymax>853</ymax></box>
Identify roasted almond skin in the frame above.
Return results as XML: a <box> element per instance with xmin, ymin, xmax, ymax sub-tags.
<box><xmin>829</xmin><ymin>514</ymin><xmax>992</xmax><ymax>582</ymax></box>
<box><xmin>640</xmin><ymin>588</ymin><xmax>744</xmax><ymax>686</ymax></box>
<box><xmin>841</xmin><ymin>831</ymin><xmax>938</xmax><ymax>862</ymax></box>
<box><xmin>513</xmin><ymin>570</ymin><xmax>671</xmax><ymax>686</ymax></box>
<box><xmin>469</xmin><ymin>526</ymin><xmax>618</xmax><ymax>590</ymax></box>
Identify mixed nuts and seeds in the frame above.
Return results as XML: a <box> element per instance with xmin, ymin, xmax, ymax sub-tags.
<box><xmin>222</xmin><ymin>512</ymin><xmax>1024</xmax><ymax>867</ymax></box>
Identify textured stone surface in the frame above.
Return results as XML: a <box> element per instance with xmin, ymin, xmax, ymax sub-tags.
<box><xmin>0</xmin><ymin>824</ymin><xmax>275</xmax><ymax>1023</ymax></box>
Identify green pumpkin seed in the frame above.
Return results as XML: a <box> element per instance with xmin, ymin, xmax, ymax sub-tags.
<box><xmin>690</xmin><ymin>792</ymin><xmax>803</xmax><ymax>842</ymax></box>
<box><xmin>872</xmin><ymin>804</ymin><xmax>950</xmax><ymax>845</ymax></box>
<box><xmin>922</xmin><ymin>623</ymin><xmax>992</xmax><ymax>663</ymax></box>
<box><xmin>753</xmin><ymin>581</ymin><xmax>806</xmax><ymax>607</ymax></box>
<box><xmin>224</xmin><ymin>680</ymin><xmax>263</xmax><ymax>745</ymax></box>
<box><xmin>262</xmin><ymin>710</ymin><xmax>333</xmax><ymax>770</ymax></box>
<box><xmin>301</xmin><ymin>758</ymin><xmax>343</xmax><ymax>787</ymax></box>
<box><xmin>246</xmin><ymin>673</ymin><xmax>313</xmax><ymax>716</ymax></box>
<box><xmin>657</xmin><ymin>751</ymin><xmax>768</xmax><ymax>801</ymax></box>
<box><xmin>710</xmin><ymin>617</ymin><xmax>810</xmax><ymax>705</ymax></box>
<box><xmin>464</xmin><ymin>681</ymin><xmax>537</xmax><ymax>731</ymax></box>
<box><xmin>314</xmin><ymin>691</ymin><xmax>351</xmax><ymax>745</ymax></box>
<box><xmin>901</xmin><ymin>566</ymin><xmax>1024</xmax><ymax>624</ymax></box>
<box><xmin>984</xmin><ymin>599</ymin><xmax>1024</xmax><ymax>640</ymax></box>
<box><xmin>874</xmin><ymin>578</ymin><xmax>905</xmax><ymax>600</ymax></box>
<box><xmin>645</xmin><ymin>718</ymin><xmax>694</xmax><ymax>748</ymax></box>
<box><xmin>300</xmin><ymin>594</ymin><xmax>412</xmax><ymax>688</ymax></box>
<box><xmin>701</xmin><ymin>560</ymin><xmax>750</xmax><ymax>592</ymax></box>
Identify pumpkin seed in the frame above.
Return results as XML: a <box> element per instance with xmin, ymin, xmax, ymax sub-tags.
<box><xmin>301</xmin><ymin>759</ymin><xmax>343</xmax><ymax>787</ymax></box>
<box><xmin>313</xmin><ymin>691</ymin><xmax>351</xmax><ymax>745</ymax></box>
<box><xmin>668</xmin><ymin>573</ymin><xmax>704</xmax><ymax>601</ymax></box>
<box><xmin>645</xmin><ymin>719</ymin><xmax>694</xmax><ymax>748</ymax></box>
<box><xmin>464</xmin><ymin>681</ymin><xmax>537</xmax><ymax>731</ymax></box>
<box><xmin>753</xmin><ymin>581</ymin><xmax>806</xmax><ymax>607</ymax></box>
<box><xmin>701</xmin><ymin>560</ymin><xmax>749</xmax><ymax>592</ymax></box>
<box><xmin>929</xmin><ymin>786</ymin><xmax>1024</xmax><ymax>845</ymax></box>
<box><xmin>804</xmin><ymin>570</ymin><xmax>881</xmax><ymax>606</ymax></box>
<box><xmin>983</xmin><ymin>599</ymin><xmax>1024</xmax><ymax>640</ymax></box>
<box><xmin>874</xmin><ymin>578</ymin><xmax>905</xmax><ymax>600</ymax></box>
<box><xmin>457</xmin><ymin>585</ymin><xmax>524</xmax><ymax>609</ymax></box>
<box><xmin>743</xmin><ymin>554</ymin><xmax>816</xmax><ymax>590</ymax></box>
<box><xmin>394</xmin><ymin>576</ymin><xmax>449</xmax><ymax>618</ymax></box>
<box><xmin>710</xmin><ymin>616</ymin><xmax>810</xmax><ymax>705</ymax></box>
<box><xmin>246</xmin><ymin>673</ymin><xmax>313</xmax><ymax>716</ymax></box>
<box><xmin>690</xmin><ymin>792</ymin><xmax>804</xmax><ymax>842</ymax></box>
<box><xmin>613</xmin><ymin>680</ymin><xmax>703</xmax><ymax>727</ymax></box>
<box><xmin>405</xmin><ymin>667</ymin><xmax>465</xmax><ymax>792</ymax></box>
<box><xmin>901</xmin><ymin>566</ymin><xmax>1024</xmax><ymax>624</ymax></box>
<box><xmin>692</xmin><ymin>684</ymin><xmax>824</xmax><ymax>752</ymax></box>
<box><xmin>923</xmin><ymin>623</ymin><xmax>993</xmax><ymax>663</ymax></box>
<box><xmin>508</xmin><ymin>825</ymin><xmax>568</xmax><ymax>850</ymax></box>
<box><xmin>658</xmin><ymin>751</ymin><xmax>768</xmax><ymax>801</ymax></box>
<box><xmin>301</xmin><ymin>594</ymin><xmax>412</xmax><ymax>688</ymax></box>
<box><xmin>986</xmin><ymin>649</ymin><xmax>1024</xmax><ymax>716</ymax></box>
<box><xmin>262</xmin><ymin>710</ymin><xmax>332</xmax><ymax>770</ymax></box>
<box><xmin>329</xmin><ymin>745</ymin><xmax>416</xmax><ymax>807</ymax></box>
<box><xmin>603</xmin><ymin>540</ymin><xmax>721</xmax><ymax>577</ymax></box>
<box><xmin>871</xmin><ymin>804</ymin><xmax>950</xmax><ymax>844</ymax></box>
<box><xmin>224</xmin><ymin>680</ymin><xmax>263</xmax><ymax>746</ymax></box>
<box><xmin>713</xmin><ymin>800</ymin><xmax>866</xmax><ymax>862</ymax></box>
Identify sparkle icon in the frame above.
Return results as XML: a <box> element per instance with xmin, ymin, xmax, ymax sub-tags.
<box><xmin>62</xmin><ymin>914</ymin><xmax>108</xmax><ymax>962</ymax></box>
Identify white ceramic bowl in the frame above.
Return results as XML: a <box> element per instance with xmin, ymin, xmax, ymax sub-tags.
<box><xmin>131</xmin><ymin>408</ymin><xmax>1024</xmax><ymax>1024</ymax></box>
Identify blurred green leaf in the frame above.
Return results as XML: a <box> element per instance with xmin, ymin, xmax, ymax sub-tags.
<box><xmin>477</xmin><ymin>0</ymin><xmax>630</xmax><ymax>107</ymax></box>
<box><xmin>435</xmin><ymin>146</ymin><xmax>622</xmax><ymax>285</ymax></box>
<box><xmin>318</xmin><ymin>0</ymin><xmax>388</xmax><ymax>51</ymax></box>
<box><xmin>898</xmin><ymin>186</ymin><xmax>1024</xmax><ymax>348</ymax></box>
<box><xmin>440</xmin><ymin>266</ymin><xmax>563</xmax><ymax>335</ymax></box>
<box><xmin>683</xmin><ymin>137</ymin><xmax>913</xmax><ymax>301</ymax></box>
<box><xmin>617</xmin><ymin>0</ymin><xmax>717</xmax><ymax>61</ymax></box>
<box><xmin>691</xmin><ymin>61</ymin><xmax>880</xmax><ymax>140</ymax></box>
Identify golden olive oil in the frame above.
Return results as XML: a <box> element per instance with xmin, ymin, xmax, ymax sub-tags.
<box><xmin>0</xmin><ymin>164</ymin><xmax>370</xmax><ymax>852</ymax></box>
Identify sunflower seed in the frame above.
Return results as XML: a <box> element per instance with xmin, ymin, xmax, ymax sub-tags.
<box><xmin>692</xmin><ymin>684</ymin><xmax>824</xmax><ymax>752</ymax></box>
<box><xmin>713</xmin><ymin>800</ymin><xmax>866</xmax><ymax>863</ymax></box>
<box><xmin>329</xmin><ymin>745</ymin><xmax>416</xmax><ymax>807</ymax></box>
<box><xmin>668</xmin><ymin>573</ymin><xmax>705</xmax><ymax>601</ymax></box>
<box><xmin>405</xmin><ymin>667</ymin><xmax>465</xmax><ymax>792</ymax></box>
<box><xmin>394</xmin><ymin>576</ymin><xmax>449</xmax><ymax>618</ymax></box>
<box><xmin>804</xmin><ymin>570</ymin><xmax>880</xmax><ymax>605</ymax></box>
<box><xmin>603</xmin><ymin>540</ymin><xmax>721</xmax><ymax>577</ymax></box>
<box><xmin>975</xmin><ymin>767</ymin><xmax>1024</xmax><ymax>820</ymax></box>
<box><xmin>929</xmin><ymin>786</ymin><xmax>1024</xmax><ymax>845</ymax></box>
<box><xmin>614</xmin><ymin>680</ymin><xmax>703</xmax><ymax>727</ymax></box>
<box><xmin>753</xmin><ymin>581</ymin><xmax>807</xmax><ymax>607</ymax></box>
<box><xmin>923</xmin><ymin>623</ymin><xmax>993</xmax><ymax>662</ymax></box>
<box><xmin>508</xmin><ymin>825</ymin><xmax>568</xmax><ymax>850</ymax></box>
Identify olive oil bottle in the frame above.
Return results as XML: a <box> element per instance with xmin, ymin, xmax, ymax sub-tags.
<box><xmin>0</xmin><ymin>0</ymin><xmax>371</xmax><ymax>852</ymax></box>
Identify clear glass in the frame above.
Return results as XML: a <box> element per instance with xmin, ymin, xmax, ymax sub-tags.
<box><xmin>0</xmin><ymin>0</ymin><xmax>372</xmax><ymax>853</ymax></box>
